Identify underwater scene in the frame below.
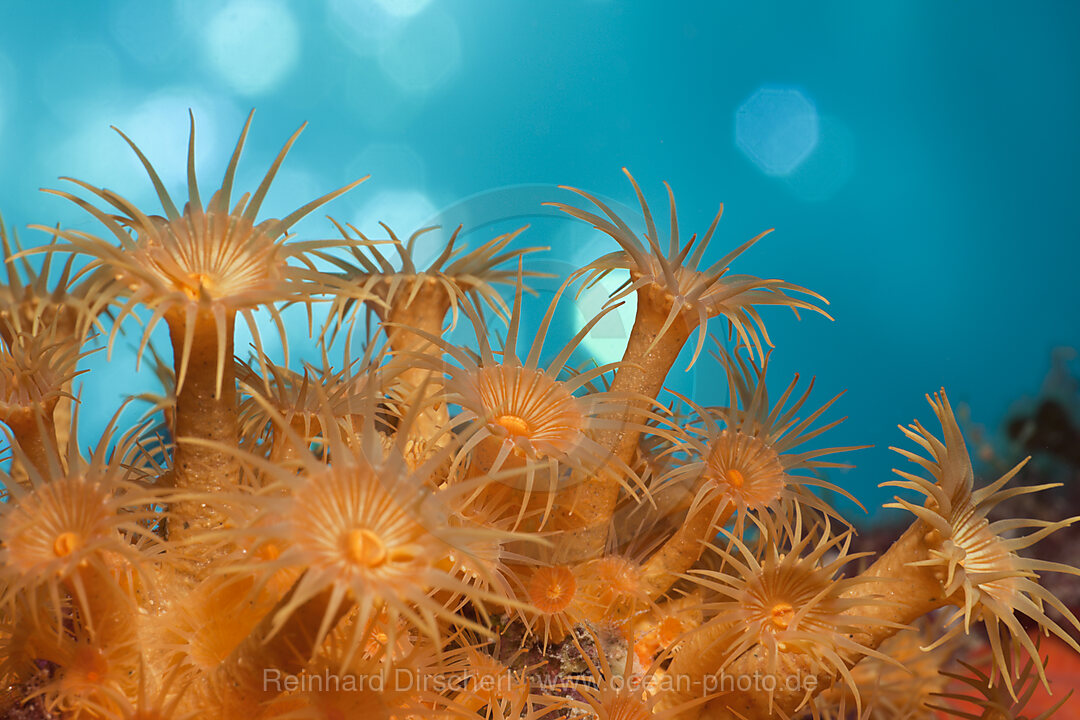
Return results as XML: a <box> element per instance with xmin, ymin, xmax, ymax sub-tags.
<box><xmin>0</xmin><ymin>1</ymin><xmax>1078</xmax><ymax>718</ymax></box>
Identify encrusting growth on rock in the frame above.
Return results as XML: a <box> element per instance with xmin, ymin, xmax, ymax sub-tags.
<box><xmin>0</xmin><ymin>116</ymin><xmax>1077</xmax><ymax>719</ymax></box>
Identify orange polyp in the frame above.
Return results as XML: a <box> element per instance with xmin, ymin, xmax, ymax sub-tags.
<box><xmin>528</xmin><ymin>566</ymin><xmax>577</xmax><ymax>614</ymax></box>
<box><xmin>657</xmin><ymin>616</ymin><xmax>685</xmax><ymax>647</ymax></box>
<box><xmin>343</xmin><ymin>528</ymin><xmax>388</xmax><ymax>568</ymax></box>
<box><xmin>65</xmin><ymin>646</ymin><xmax>109</xmax><ymax>688</ymax></box>
<box><xmin>495</xmin><ymin>413</ymin><xmax>531</xmax><ymax>437</ymax></box>
<box><xmin>703</xmin><ymin>431</ymin><xmax>787</xmax><ymax>511</ymax></box>
<box><xmin>53</xmin><ymin>531</ymin><xmax>80</xmax><ymax>558</ymax></box>
<box><xmin>634</xmin><ymin>636</ymin><xmax>659</xmax><ymax>666</ymax></box>
<box><xmin>769</xmin><ymin>602</ymin><xmax>794</xmax><ymax>630</ymax></box>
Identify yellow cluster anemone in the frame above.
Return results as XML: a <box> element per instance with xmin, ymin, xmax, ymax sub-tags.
<box><xmin>0</xmin><ymin>217</ymin><xmax>117</xmax><ymax>475</ymax></box>
<box><xmin>883</xmin><ymin>390</ymin><xmax>1080</xmax><ymax>698</ymax></box>
<box><xmin>550</xmin><ymin>168</ymin><xmax>830</xmax><ymax>368</ymax></box>
<box><xmin>540</xmin><ymin>170</ymin><xmax>836</xmax><ymax>562</ymax></box>
<box><xmin>0</xmin><ymin>411</ymin><xmax>164</xmax><ymax>621</ymax></box>
<box><xmin>409</xmin><ymin>271</ymin><xmax>660</xmax><ymax>530</ymax></box>
<box><xmin>1</xmin><ymin>113</ymin><xmax>1078</xmax><ymax>720</ymax></box>
<box><xmin>235</xmin><ymin>348</ymin><xmax>386</xmax><ymax>463</ymax></box>
<box><xmin>635</xmin><ymin>342</ymin><xmax>863</xmax><ymax>602</ymax></box>
<box><xmin>676</xmin><ymin>516</ymin><xmax>891</xmax><ymax>717</ymax></box>
<box><xmin>0</xmin><ymin>318</ymin><xmax>90</xmax><ymax>459</ymax></box>
<box><xmin>201</xmin><ymin>397</ymin><xmax>517</xmax><ymax>673</ymax></box>
<box><xmin>322</xmin><ymin>220</ymin><xmax>543</xmax><ymax>337</ymax></box>
<box><xmin>41</xmin><ymin>111</ymin><xmax>364</xmax><ymax>395</ymax></box>
<box><xmin>670</xmin><ymin>343</ymin><xmax>862</xmax><ymax>528</ymax></box>
<box><xmin>33</xmin><ymin>110</ymin><xmax>368</xmax><ymax>540</ymax></box>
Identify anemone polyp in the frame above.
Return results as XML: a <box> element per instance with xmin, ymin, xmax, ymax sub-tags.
<box><xmin>678</xmin><ymin>518</ymin><xmax>887</xmax><ymax>714</ymax></box>
<box><xmin>0</xmin><ymin>469</ymin><xmax>160</xmax><ymax>614</ymax></box>
<box><xmin>527</xmin><ymin>565</ymin><xmax>577</xmax><ymax>614</ymax></box>
<box><xmin>474</xmin><ymin>364</ymin><xmax>586</xmax><ymax>458</ymax></box>
<box><xmin>656</xmin><ymin>614</ymin><xmax>688</xmax><ymax>647</ymax></box>
<box><xmin>660</xmin><ymin>341</ymin><xmax>862</xmax><ymax>552</ymax></box>
<box><xmin>550</xmin><ymin>168</ymin><xmax>830</xmax><ymax>367</ymax></box>
<box><xmin>0</xmin><ymin>322</ymin><xmax>86</xmax><ymax>421</ymax></box>
<box><xmin>285</xmin><ymin>464</ymin><xmax>432</xmax><ymax>583</ymax></box>
<box><xmin>206</xmin><ymin>402</ymin><xmax>516</xmax><ymax>668</ymax></box>
<box><xmin>42</xmin><ymin>111</ymin><xmax>365</xmax><ymax>395</ymax></box>
<box><xmin>411</xmin><ymin>270</ymin><xmax>650</xmax><ymax>530</ymax></box>
<box><xmin>738</xmin><ymin>559</ymin><xmax>843</xmax><ymax>642</ymax></box>
<box><xmin>577</xmin><ymin>554</ymin><xmax>649</xmax><ymax>629</ymax></box>
<box><xmin>703</xmin><ymin>430</ymin><xmax>786</xmax><ymax>510</ymax></box>
<box><xmin>143</xmin><ymin>211</ymin><xmax>284</xmax><ymax>304</ymax></box>
<box><xmin>519</xmin><ymin>561</ymin><xmax>596</xmax><ymax>647</ymax></box>
<box><xmin>886</xmin><ymin>390</ymin><xmax>1080</xmax><ymax>697</ymax></box>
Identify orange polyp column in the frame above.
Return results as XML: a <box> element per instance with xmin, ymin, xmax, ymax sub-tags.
<box><xmin>376</xmin><ymin>279</ymin><xmax>451</xmax><ymax>455</ymax></box>
<box><xmin>640</xmin><ymin>501</ymin><xmax>734</xmax><ymax>601</ymax></box>
<box><xmin>166</xmin><ymin>307</ymin><xmax>239</xmax><ymax>543</ymax></box>
<box><xmin>833</xmin><ymin>519</ymin><xmax>951</xmax><ymax>651</ymax></box>
<box><xmin>552</xmin><ymin>283</ymin><xmax>690</xmax><ymax>561</ymax></box>
<box><xmin>216</xmin><ymin>582</ymin><xmax>353</xmax><ymax>711</ymax></box>
<box><xmin>3</xmin><ymin>408</ymin><xmax>57</xmax><ymax>480</ymax></box>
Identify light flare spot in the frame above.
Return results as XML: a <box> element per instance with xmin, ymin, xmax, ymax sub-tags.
<box><xmin>204</xmin><ymin>0</ymin><xmax>299</xmax><ymax>96</ymax></box>
<box><xmin>378</xmin><ymin>9</ymin><xmax>461</xmax><ymax>95</ymax></box>
<box><xmin>736</xmin><ymin>86</ymin><xmax>820</xmax><ymax>177</ymax></box>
